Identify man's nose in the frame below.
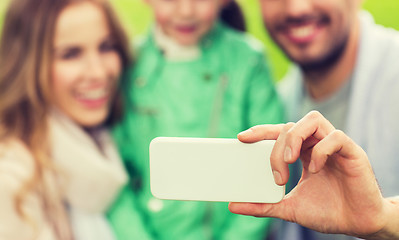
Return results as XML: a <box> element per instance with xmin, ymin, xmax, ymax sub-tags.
<box><xmin>284</xmin><ymin>0</ymin><xmax>313</xmax><ymax>19</ymax></box>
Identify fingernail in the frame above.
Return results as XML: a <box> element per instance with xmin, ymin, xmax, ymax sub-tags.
<box><xmin>309</xmin><ymin>161</ymin><xmax>316</xmax><ymax>173</ymax></box>
<box><xmin>238</xmin><ymin>128</ymin><xmax>253</xmax><ymax>137</ymax></box>
<box><xmin>273</xmin><ymin>170</ymin><xmax>282</xmax><ymax>185</ymax></box>
<box><xmin>284</xmin><ymin>146</ymin><xmax>292</xmax><ymax>163</ymax></box>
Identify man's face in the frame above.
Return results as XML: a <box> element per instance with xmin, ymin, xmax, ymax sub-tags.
<box><xmin>260</xmin><ymin>0</ymin><xmax>362</xmax><ymax>70</ymax></box>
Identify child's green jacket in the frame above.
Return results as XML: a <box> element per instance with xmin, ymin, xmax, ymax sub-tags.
<box><xmin>108</xmin><ymin>22</ymin><xmax>284</xmax><ymax>240</ymax></box>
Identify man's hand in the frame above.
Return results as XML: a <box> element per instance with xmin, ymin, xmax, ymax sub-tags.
<box><xmin>229</xmin><ymin>111</ymin><xmax>395</xmax><ymax>239</ymax></box>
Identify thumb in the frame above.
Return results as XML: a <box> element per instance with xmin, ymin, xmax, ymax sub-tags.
<box><xmin>228</xmin><ymin>201</ymin><xmax>287</xmax><ymax>219</ymax></box>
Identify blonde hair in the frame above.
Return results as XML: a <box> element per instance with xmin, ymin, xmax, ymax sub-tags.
<box><xmin>0</xmin><ymin>0</ymin><xmax>130</xmax><ymax>238</ymax></box>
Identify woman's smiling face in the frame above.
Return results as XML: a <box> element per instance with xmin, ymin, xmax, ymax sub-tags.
<box><xmin>52</xmin><ymin>1</ymin><xmax>122</xmax><ymax>127</ymax></box>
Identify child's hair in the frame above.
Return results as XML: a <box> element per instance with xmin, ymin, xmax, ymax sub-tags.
<box><xmin>0</xmin><ymin>0</ymin><xmax>130</xmax><ymax>238</ymax></box>
<box><xmin>220</xmin><ymin>0</ymin><xmax>246</xmax><ymax>31</ymax></box>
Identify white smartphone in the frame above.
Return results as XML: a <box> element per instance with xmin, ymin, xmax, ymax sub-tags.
<box><xmin>149</xmin><ymin>137</ymin><xmax>285</xmax><ymax>203</ymax></box>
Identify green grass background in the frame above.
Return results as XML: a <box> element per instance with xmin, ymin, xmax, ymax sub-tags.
<box><xmin>1</xmin><ymin>0</ymin><xmax>398</xmax><ymax>80</ymax></box>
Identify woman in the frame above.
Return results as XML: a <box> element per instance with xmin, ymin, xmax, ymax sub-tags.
<box><xmin>0</xmin><ymin>0</ymin><xmax>130</xmax><ymax>239</ymax></box>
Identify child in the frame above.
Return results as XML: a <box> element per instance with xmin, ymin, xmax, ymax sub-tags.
<box><xmin>109</xmin><ymin>0</ymin><xmax>284</xmax><ymax>239</ymax></box>
<box><xmin>0</xmin><ymin>0</ymin><xmax>130</xmax><ymax>239</ymax></box>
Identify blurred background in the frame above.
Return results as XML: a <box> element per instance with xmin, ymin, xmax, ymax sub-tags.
<box><xmin>1</xmin><ymin>0</ymin><xmax>398</xmax><ymax>80</ymax></box>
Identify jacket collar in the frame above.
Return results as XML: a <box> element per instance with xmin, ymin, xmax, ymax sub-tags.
<box><xmin>146</xmin><ymin>21</ymin><xmax>224</xmax><ymax>61</ymax></box>
<box><xmin>153</xmin><ymin>25</ymin><xmax>201</xmax><ymax>61</ymax></box>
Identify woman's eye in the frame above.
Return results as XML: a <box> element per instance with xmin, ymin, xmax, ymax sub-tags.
<box><xmin>99</xmin><ymin>40</ymin><xmax>117</xmax><ymax>53</ymax></box>
<box><xmin>60</xmin><ymin>47</ymin><xmax>81</xmax><ymax>60</ymax></box>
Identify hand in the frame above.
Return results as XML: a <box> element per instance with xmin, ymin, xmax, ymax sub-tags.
<box><xmin>229</xmin><ymin>111</ymin><xmax>392</xmax><ymax>238</ymax></box>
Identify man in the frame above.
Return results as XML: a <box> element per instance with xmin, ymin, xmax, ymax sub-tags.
<box><xmin>258</xmin><ymin>0</ymin><xmax>399</xmax><ymax>239</ymax></box>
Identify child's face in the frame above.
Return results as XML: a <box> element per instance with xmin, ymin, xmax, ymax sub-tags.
<box><xmin>147</xmin><ymin>0</ymin><xmax>226</xmax><ymax>46</ymax></box>
<box><xmin>52</xmin><ymin>1</ymin><xmax>122</xmax><ymax>127</ymax></box>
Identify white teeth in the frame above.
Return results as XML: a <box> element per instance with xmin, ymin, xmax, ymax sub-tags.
<box><xmin>289</xmin><ymin>25</ymin><xmax>315</xmax><ymax>38</ymax></box>
<box><xmin>79</xmin><ymin>88</ymin><xmax>108</xmax><ymax>100</ymax></box>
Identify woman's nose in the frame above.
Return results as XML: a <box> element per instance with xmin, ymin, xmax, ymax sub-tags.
<box><xmin>85</xmin><ymin>53</ymin><xmax>108</xmax><ymax>81</ymax></box>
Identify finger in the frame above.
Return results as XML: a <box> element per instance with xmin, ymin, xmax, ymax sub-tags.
<box><xmin>238</xmin><ymin>124</ymin><xmax>285</xmax><ymax>143</ymax></box>
<box><xmin>301</xmin><ymin>136</ymin><xmax>320</xmax><ymax>152</ymax></box>
<box><xmin>228</xmin><ymin>200</ymin><xmax>291</xmax><ymax>221</ymax></box>
<box><xmin>228</xmin><ymin>202</ymin><xmax>277</xmax><ymax>218</ymax></box>
<box><xmin>309</xmin><ymin>130</ymin><xmax>367</xmax><ymax>173</ymax></box>
<box><xmin>284</xmin><ymin>111</ymin><xmax>335</xmax><ymax>163</ymax></box>
<box><xmin>270</xmin><ymin>123</ymin><xmax>294</xmax><ymax>185</ymax></box>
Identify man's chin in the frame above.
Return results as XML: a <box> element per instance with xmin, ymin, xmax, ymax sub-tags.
<box><xmin>297</xmin><ymin>58</ymin><xmax>334</xmax><ymax>73</ymax></box>
<box><xmin>287</xmin><ymin>36</ymin><xmax>349</xmax><ymax>73</ymax></box>
<box><xmin>288</xmin><ymin>48</ymin><xmax>344</xmax><ymax>73</ymax></box>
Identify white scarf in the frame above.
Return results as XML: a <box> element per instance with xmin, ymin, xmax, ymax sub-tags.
<box><xmin>48</xmin><ymin>110</ymin><xmax>128</xmax><ymax>240</ymax></box>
